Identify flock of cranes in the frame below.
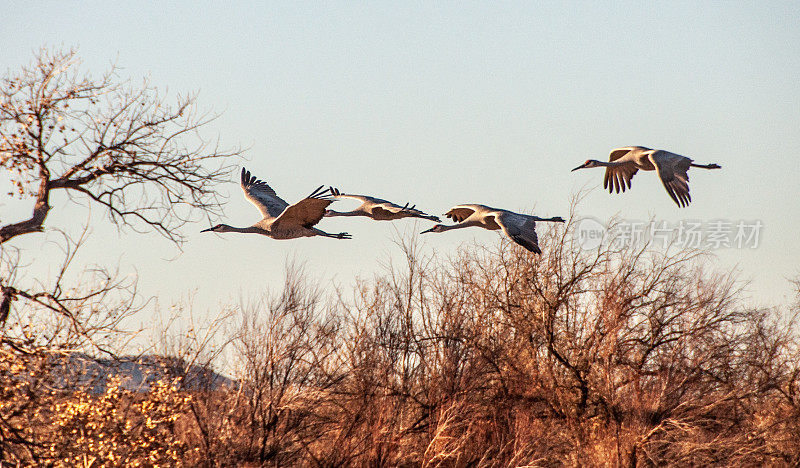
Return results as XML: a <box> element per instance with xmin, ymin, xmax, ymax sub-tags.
<box><xmin>202</xmin><ymin>146</ymin><xmax>721</xmax><ymax>254</ymax></box>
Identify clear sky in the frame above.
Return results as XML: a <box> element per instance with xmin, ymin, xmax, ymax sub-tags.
<box><xmin>3</xmin><ymin>2</ymin><xmax>799</xmax><ymax>330</ymax></box>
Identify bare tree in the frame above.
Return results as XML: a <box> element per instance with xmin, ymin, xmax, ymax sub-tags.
<box><xmin>0</xmin><ymin>48</ymin><xmax>240</xmax><ymax>464</ymax></box>
<box><xmin>1</xmin><ymin>227</ymin><xmax>143</xmax><ymax>353</ymax></box>
<box><xmin>0</xmin><ymin>47</ymin><xmax>239</xmax><ymax>246</ymax></box>
<box><xmin>0</xmin><ymin>46</ymin><xmax>240</xmax><ymax>330</ymax></box>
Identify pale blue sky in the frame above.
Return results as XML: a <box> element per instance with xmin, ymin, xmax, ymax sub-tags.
<box><xmin>3</xmin><ymin>2</ymin><xmax>799</xmax><ymax>327</ymax></box>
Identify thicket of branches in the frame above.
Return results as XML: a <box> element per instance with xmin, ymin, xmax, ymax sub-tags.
<box><xmin>6</xmin><ymin>228</ymin><xmax>800</xmax><ymax>465</ymax></box>
<box><xmin>2</xmin><ymin>49</ymin><xmax>800</xmax><ymax>466</ymax></box>
<box><xmin>159</xmin><ymin>227</ymin><xmax>799</xmax><ymax>467</ymax></box>
<box><xmin>0</xmin><ymin>48</ymin><xmax>237</xmax><ymax>464</ymax></box>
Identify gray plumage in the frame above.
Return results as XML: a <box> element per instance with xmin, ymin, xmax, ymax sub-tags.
<box><xmin>572</xmin><ymin>146</ymin><xmax>721</xmax><ymax>207</ymax></box>
<box><xmin>325</xmin><ymin>187</ymin><xmax>440</xmax><ymax>222</ymax></box>
<box><xmin>201</xmin><ymin>168</ymin><xmax>351</xmax><ymax>240</ymax></box>
<box><xmin>420</xmin><ymin>204</ymin><xmax>565</xmax><ymax>254</ymax></box>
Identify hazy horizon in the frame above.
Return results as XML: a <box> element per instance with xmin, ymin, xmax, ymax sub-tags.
<box><xmin>3</xmin><ymin>2</ymin><xmax>799</xmax><ymax>331</ymax></box>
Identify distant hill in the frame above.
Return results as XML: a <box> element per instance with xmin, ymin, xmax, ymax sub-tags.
<box><xmin>49</xmin><ymin>353</ymin><xmax>235</xmax><ymax>393</ymax></box>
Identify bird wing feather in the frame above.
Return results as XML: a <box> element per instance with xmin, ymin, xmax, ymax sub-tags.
<box><xmin>603</xmin><ymin>163</ymin><xmax>639</xmax><ymax>194</ymax></box>
<box><xmin>330</xmin><ymin>189</ymin><xmax>436</xmax><ymax>220</ymax></box>
<box><xmin>241</xmin><ymin>168</ymin><xmax>289</xmax><ymax>218</ymax></box>
<box><xmin>603</xmin><ymin>146</ymin><xmax>646</xmax><ymax>194</ymax></box>
<box><xmin>370</xmin><ymin>203</ymin><xmax>406</xmax><ymax>218</ymax></box>
<box><xmin>650</xmin><ymin>151</ymin><xmax>692</xmax><ymax>207</ymax></box>
<box><xmin>445</xmin><ymin>205</ymin><xmax>479</xmax><ymax>223</ymax></box>
<box><xmin>495</xmin><ymin>214</ymin><xmax>541</xmax><ymax>254</ymax></box>
<box><xmin>273</xmin><ymin>196</ymin><xmax>334</xmax><ymax>230</ymax></box>
<box><xmin>330</xmin><ymin>192</ymin><xmax>396</xmax><ymax>214</ymax></box>
<box><xmin>368</xmin><ymin>201</ymin><xmax>438</xmax><ymax>221</ymax></box>
<box><xmin>608</xmin><ymin>146</ymin><xmax>642</xmax><ymax>162</ymax></box>
<box><xmin>608</xmin><ymin>146</ymin><xmax>648</xmax><ymax>162</ymax></box>
<box><xmin>331</xmin><ymin>193</ymin><xmax>373</xmax><ymax>204</ymax></box>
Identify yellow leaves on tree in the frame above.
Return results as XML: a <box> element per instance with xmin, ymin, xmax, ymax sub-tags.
<box><xmin>47</xmin><ymin>377</ymin><xmax>193</xmax><ymax>467</ymax></box>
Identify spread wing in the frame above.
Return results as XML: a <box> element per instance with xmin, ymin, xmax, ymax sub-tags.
<box><xmin>604</xmin><ymin>147</ymin><xmax>640</xmax><ymax>194</ymax></box>
<box><xmin>329</xmin><ymin>189</ymin><xmax>403</xmax><ymax>213</ymax></box>
<box><xmin>445</xmin><ymin>205</ymin><xmax>479</xmax><ymax>223</ymax></box>
<box><xmin>495</xmin><ymin>214</ymin><xmax>541</xmax><ymax>254</ymax></box>
<box><xmin>650</xmin><ymin>151</ymin><xmax>692</xmax><ymax>207</ymax></box>
<box><xmin>329</xmin><ymin>191</ymin><xmax>373</xmax><ymax>205</ymax></box>
<box><xmin>327</xmin><ymin>188</ymin><xmax>389</xmax><ymax>212</ymax></box>
<box><xmin>272</xmin><ymin>186</ymin><xmax>335</xmax><ymax>229</ymax></box>
<box><xmin>327</xmin><ymin>187</ymin><xmax>438</xmax><ymax>221</ymax></box>
<box><xmin>241</xmin><ymin>168</ymin><xmax>289</xmax><ymax>218</ymax></box>
<box><xmin>608</xmin><ymin>146</ymin><xmax>639</xmax><ymax>162</ymax></box>
<box><xmin>603</xmin><ymin>164</ymin><xmax>639</xmax><ymax>194</ymax></box>
<box><xmin>372</xmin><ymin>201</ymin><xmax>431</xmax><ymax>217</ymax></box>
<box><xmin>370</xmin><ymin>204</ymin><xmax>405</xmax><ymax>218</ymax></box>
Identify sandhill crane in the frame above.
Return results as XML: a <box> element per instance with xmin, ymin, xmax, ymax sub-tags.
<box><xmin>201</xmin><ymin>168</ymin><xmax>352</xmax><ymax>240</ymax></box>
<box><xmin>420</xmin><ymin>204</ymin><xmax>565</xmax><ymax>254</ymax></box>
<box><xmin>324</xmin><ymin>187</ymin><xmax>440</xmax><ymax>222</ymax></box>
<box><xmin>571</xmin><ymin>146</ymin><xmax>721</xmax><ymax>207</ymax></box>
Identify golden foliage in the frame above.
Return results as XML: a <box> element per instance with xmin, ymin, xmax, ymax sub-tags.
<box><xmin>45</xmin><ymin>377</ymin><xmax>192</xmax><ymax>467</ymax></box>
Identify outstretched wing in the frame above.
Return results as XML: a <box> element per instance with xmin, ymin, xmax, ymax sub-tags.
<box><xmin>604</xmin><ymin>147</ymin><xmax>640</xmax><ymax>194</ymax></box>
<box><xmin>495</xmin><ymin>214</ymin><xmax>541</xmax><ymax>254</ymax></box>
<box><xmin>272</xmin><ymin>185</ymin><xmax>335</xmax><ymax>229</ymax></box>
<box><xmin>650</xmin><ymin>151</ymin><xmax>692</xmax><ymax>207</ymax></box>
<box><xmin>241</xmin><ymin>168</ymin><xmax>289</xmax><ymax>218</ymax></box>
<box><xmin>327</xmin><ymin>188</ymin><xmax>439</xmax><ymax>221</ymax></box>
<box><xmin>608</xmin><ymin>146</ymin><xmax>639</xmax><ymax>162</ymax></box>
<box><xmin>327</xmin><ymin>187</ymin><xmax>389</xmax><ymax>212</ymax></box>
<box><xmin>445</xmin><ymin>205</ymin><xmax>479</xmax><ymax>223</ymax></box>
<box><xmin>370</xmin><ymin>204</ymin><xmax>404</xmax><ymax>218</ymax></box>
<box><xmin>603</xmin><ymin>164</ymin><xmax>639</xmax><ymax>194</ymax></box>
<box><xmin>328</xmin><ymin>188</ymin><xmax>397</xmax><ymax>212</ymax></box>
<box><xmin>328</xmin><ymin>190</ymin><xmax>373</xmax><ymax>205</ymax></box>
<box><xmin>372</xmin><ymin>201</ymin><xmax>433</xmax><ymax>218</ymax></box>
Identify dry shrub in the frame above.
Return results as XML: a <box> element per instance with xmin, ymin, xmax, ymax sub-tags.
<box><xmin>177</xmin><ymin>219</ymin><xmax>799</xmax><ymax>466</ymax></box>
<box><xmin>5</xmin><ymin>212</ymin><xmax>800</xmax><ymax>467</ymax></box>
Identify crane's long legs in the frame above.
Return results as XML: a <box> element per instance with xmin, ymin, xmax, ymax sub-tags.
<box><xmin>532</xmin><ymin>216</ymin><xmax>566</xmax><ymax>223</ymax></box>
<box><xmin>313</xmin><ymin>228</ymin><xmax>352</xmax><ymax>239</ymax></box>
<box><xmin>690</xmin><ymin>163</ymin><xmax>721</xmax><ymax>169</ymax></box>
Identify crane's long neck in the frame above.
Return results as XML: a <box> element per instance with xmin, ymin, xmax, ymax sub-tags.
<box><xmin>224</xmin><ymin>225</ymin><xmax>264</xmax><ymax>234</ymax></box>
<box><xmin>440</xmin><ymin>221</ymin><xmax>479</xmax><ymax>232</ymax></box>
<box><xmin>596</xmin><ymin>159</ymin><xmax>631</xmax><ymax>167</ymax></box>
<box><xmin>423</xmin><ymin>221</ymin><xmax>480</xmax><ymax>235</ymax></box>
<box><xmin>326</xmin><ymin>209</ymin><xmax>366</xmax><ymax>217</ymax></box>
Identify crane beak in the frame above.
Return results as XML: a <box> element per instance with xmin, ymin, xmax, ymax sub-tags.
<box><xmin>420</xmin><ymin>227</ymin><xmax>436</xmax><ymax>234</ymax></box>
<box><xmin>571</xmin><ymin>164</ymin><xmax>586</xmax><ymax>172</ymax></box>
<box><xmin>200</xmin><ymin>227</ymin><xmax>214</xmax><ymax>233</ymax></box>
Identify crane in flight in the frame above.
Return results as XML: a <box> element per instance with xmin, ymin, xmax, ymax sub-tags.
<box><xmin>420</xmin><ymin>204</ymin><xmax>564</xmax><ymax>254</ymax></box>
<box><xmin>571</xmin><ymin>146</ymin><xmax>721</xmax><ymax>207</ymax></box>
<box><xmin>201</xmin><ymin>168</ymin><xmax>352</xmax><ymax>240</ymax></box>
<box><xmin>324</xmin><ymin>187</ymin><xmax>440</xmax><ymax>222</ymax></box>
